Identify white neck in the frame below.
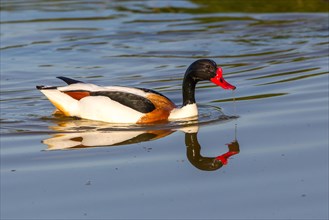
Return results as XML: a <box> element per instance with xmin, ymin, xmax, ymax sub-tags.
<box><xmin>168</xmin><ymin>104</ymin><xmax>198</xmax><ymax>120</ymax></box>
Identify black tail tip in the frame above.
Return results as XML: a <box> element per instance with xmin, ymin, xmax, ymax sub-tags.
<box><xmin>36</xmin><ymin>85</ymin><xmax>57</xmax><ymax>90</ymax></box>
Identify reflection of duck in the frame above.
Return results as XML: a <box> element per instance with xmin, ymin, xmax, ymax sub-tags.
<box><xmin>43</xmin><ymin>120</ymin><xmax>239</xmax><ymax>171</ymax></box>
<box><xmin>44</xmin><ymin>118</ymin><xmax>174</xmax><ymax>150</ymax></box>
<box><xmin>44</xmin><ymin>129</ymin><xmax>174</xmax><ymax>150</ymax></box>
<box><xmin>36</xmin><ymin>59</ymin><xmax>235</xmax><ymax>124</ymax></box>
<box><xmin>185</xmin><ymin>132</ymin><xmax>239</xmax><ymax>171</ymax></box>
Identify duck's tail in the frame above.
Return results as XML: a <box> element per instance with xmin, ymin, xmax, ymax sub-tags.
<box><xmin>37</xmin><ymin>85</ymin><xmax>79</xmax><ymax>117</ymax></box>
<box><xmin>36</xmin><ymin>85</ymin><xmax>58</xmax><ymax>90</ymax></box>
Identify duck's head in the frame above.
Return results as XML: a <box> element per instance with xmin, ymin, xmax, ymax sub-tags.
<box><xmin>185</xmin><ymin>59</ymin><xmax>236</xmax><ymax>90</ymax></box>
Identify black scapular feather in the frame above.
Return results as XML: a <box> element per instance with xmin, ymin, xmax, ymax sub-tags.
<box><xmin>57</xmin><ymin>76</ymin><xmax>84</xmax><ymax>85</ymax></box>
<box><xmin>91</xmin><ymin>91</ymin><xmax>156</xmax><ymax>113</ymax></box>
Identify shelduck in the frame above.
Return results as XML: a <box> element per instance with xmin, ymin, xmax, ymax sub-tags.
<box><xmin>37</xmin><ymin>59</ymin><xmax>236</xmax><ymax>124</ymax></box>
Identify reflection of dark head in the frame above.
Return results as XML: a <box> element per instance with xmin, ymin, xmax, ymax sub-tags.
<box><xmin>185</xmin><ymin>133</ymin><xmax>239</xmax><ymax>171</ymax></box>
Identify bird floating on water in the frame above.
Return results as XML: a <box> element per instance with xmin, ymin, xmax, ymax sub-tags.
<box><xmin>37</xmin><ymin>59</ymin><xmax>236</xmax><ymax>124</ymax></box>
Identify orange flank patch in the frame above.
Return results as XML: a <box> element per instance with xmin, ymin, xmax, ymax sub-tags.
<box><xmin>137</xmin><ymin>94</ymin><xmax>176</xmax><ymax>124</ymax></box>
<box><xmin>64</xmin><ymin>91</ymin><xmax>90</xmax><ymax>100</ymax></box>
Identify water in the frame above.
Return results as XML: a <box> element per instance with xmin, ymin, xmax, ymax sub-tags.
<box><xmin>1</xmin><ymin>0</ymin><xmax>328</xmax><ymax>219</ymax></box>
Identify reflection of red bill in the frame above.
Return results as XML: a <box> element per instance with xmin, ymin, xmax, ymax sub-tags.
<box><xmin>210</xmin><ymin>67</ymin><xmax>236</xmax><ymax>90</ymax></box>
<box><xmin>215</xmin><ymin>151</ymin><xmax>239</xmax><ymax>165</ymax></box>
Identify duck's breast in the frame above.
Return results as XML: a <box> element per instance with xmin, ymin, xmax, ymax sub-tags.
<box><xmin>137</xmin><ymin>93</ymin><xmax>176</xmax><ymax>124</ymax></box>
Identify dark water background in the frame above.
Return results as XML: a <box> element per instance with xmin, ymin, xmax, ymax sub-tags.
<box><xmin>1</xmin><ymin>0</ymin><xmax>328</xmax><ymax>219</ymax></box>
